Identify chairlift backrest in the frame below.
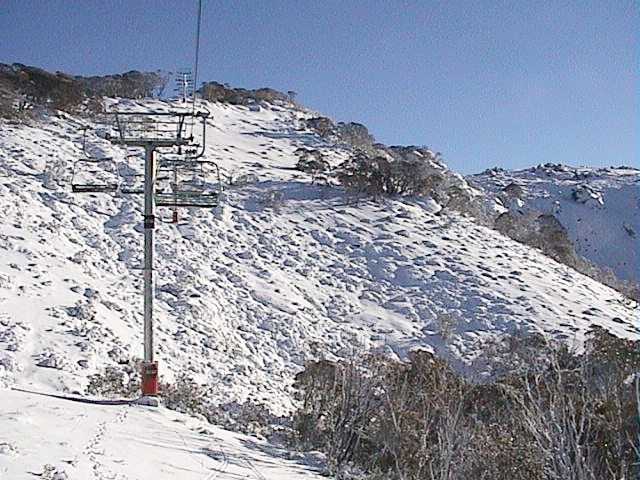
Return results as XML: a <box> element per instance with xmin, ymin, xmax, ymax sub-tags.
<box><xmin>154</xmin><ymin>155</ymin><xmax>223</xmax><ymax>208</ymax></box>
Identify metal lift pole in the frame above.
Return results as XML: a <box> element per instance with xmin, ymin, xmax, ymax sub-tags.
<box><xmin>140</xmin><ymin>143</ymin><xmax>158</xmax><ymax>400</ymax></box>
<box><xmin>143</xmin><ymin>144</ymin><xmax>155</xmax><ymax>363</ymax></box>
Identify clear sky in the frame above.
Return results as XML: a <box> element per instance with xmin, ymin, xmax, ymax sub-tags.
<box><xmin>1</xmin><ymin>0</ymin><xmax>636</xmax><ymax>173</ymax></box>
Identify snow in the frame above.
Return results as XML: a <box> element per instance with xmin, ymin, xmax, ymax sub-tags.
<box><xmin>0</xmin><ymin>389</ymin><xmax>323</xmax><ymax>479</ymax></box>
<box><xmin>0</xmin><ymin>100</ymin><xmax>638</xmax><ymax>478</ymax></box>
<box><xmin>471</xmin><ymin>164</ymin><xmax>640</xmax><ymax>284</ymax></box>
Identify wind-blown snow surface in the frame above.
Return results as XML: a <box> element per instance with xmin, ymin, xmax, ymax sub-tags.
<box><xmin>470</xmin><ymin>164</ymin><xmax>640</xmax><ymax>284</ymax></box>
<box><xmin>1</xmin><ymin>99</ymin><xmax>638</xmax><ymax>478</ymax></box>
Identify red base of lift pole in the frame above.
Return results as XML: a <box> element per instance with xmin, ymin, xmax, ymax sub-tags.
<box><xmin>141</xmin><ymin>361</ymin><xmax>159</xmax><ymax>396</ymax></box>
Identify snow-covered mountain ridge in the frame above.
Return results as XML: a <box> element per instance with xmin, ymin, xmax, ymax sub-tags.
<box><xmin>0</xmin><ymin>99</ymin><xmax>637</xmax><ymax>417</ymax></box>
<box><xmin>470</xmin><ymin>164</ymin><xmax>639</xmax><ymax>286</ymax></box>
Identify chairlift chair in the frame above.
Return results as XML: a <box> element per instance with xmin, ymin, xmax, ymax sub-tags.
<box><xmin>71</xmin><ymin>158</ymin><xmax>120</xmax><ymax>193</ymax></box>
<box><xmin>70</xmin><ymin>127</ymin><xmax>119</xmax><ymax>193</ymax></box>
<box><xmin>154</xmin><ymin>157</ymin><xmax>222</xmax><ymax>208</ymax></box>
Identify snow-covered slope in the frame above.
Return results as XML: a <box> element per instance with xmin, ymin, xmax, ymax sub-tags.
<box><xmin>0</xmin><ymin>101</ymin><xmax>638</xmax><ymax>413</ymax></box>
<box><xmin>470</xmin><ymin>164</ymin><xmax>640</xmax><ymax>284</ymax></box>
<box><xmin>1</xmin><ymin>102</ymin><xmax>638</xmax><ymax>405</ymax></box>
<box><xmin>1</xmin><ymin>99</ymin><xmax>638</xmax><ymax>478</ymax></box>
<box><xmin>0</xmin><ymin>389</ymin><xmax>323</xmax><ymax>479</ymax></box>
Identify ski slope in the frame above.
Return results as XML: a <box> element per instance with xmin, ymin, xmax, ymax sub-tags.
<box><xmin>0</xmin><ymin>99</ymin><xmax>638</xmax><ymax>478</ymax></box>
<box><xmin>0</xmin><ymin>100</ymin><xmax>637</xmax><ymax>405</ymax></box>
<box><xmin>0</xmin><ymin>388</ymin><xmax>323</xmax><ymax>479</ymax></box>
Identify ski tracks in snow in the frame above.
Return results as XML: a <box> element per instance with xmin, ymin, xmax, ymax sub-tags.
<box><xmin>200</xmin><ymin>444</ymin><xmax>229</xmax><ymax>480</ymax></box>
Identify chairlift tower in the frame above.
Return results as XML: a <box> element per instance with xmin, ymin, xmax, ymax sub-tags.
<box><xmin>174</xmin><ymin>69</ymin><xmax>194</xmax><ymax>103</ymax></box>
<box><xmin>72</xmin><ymin>110</ymin><xmax>219</xmax><ymax>404</ymax></box>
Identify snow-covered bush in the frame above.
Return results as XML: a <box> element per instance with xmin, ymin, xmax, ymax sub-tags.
<box><xmin>200</xmin><ymin>81</ymin><xmax>290</xmax><ymax>106</ymax></box>
<box><xmin>206</xmin><ymin>400</ymin><xmax>283</xmax><ymax>438</ymax></box>
<box><xmin>161</xmin><ymin>374</ymin><xmax>213</xmax><ymax>418</ymax></box>
<box><xmin>335</xmin><ymin>122</ymin><xmax>375</xmax><ymax>152</ymax></box>
<box><xmin>295</xmin><ymin>148</ymin><xmax>331</xmax><ymax>184</ymax></box>
<box><xmin>336</xmin><ymin>147</ymin><xmax>484</xmax><ymax>215</ymax></box>
<box><xmin>79</xmin><ymin>70</ymin><xmax>168</xmax><ymax>99</ymax></box>
<box><xmin>291</xmin><ymin>331</ymin><xmax>640</xmax><ymax>480</ymax></box>
<box><xmin>85</xmin><ymin>359</ymin><xmax>141</xmax><ymax>398</ymax></box>
<box><xmin>306</xmin><ymin>116</ymin><xmax>335</xmax><ymax>138</ymax></box>
<box><xmin>39</xmin><ymin>464</ymin><xmax>68</xmax><ymax>480</ymax></box>
<box><xmin>336</xmin><ymin>151</ymin><xmax>428</xmax><ymax>197</ymax></box>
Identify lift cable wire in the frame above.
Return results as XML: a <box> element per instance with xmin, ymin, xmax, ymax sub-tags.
<box><xmin>192</xmin><ymin>0</ymin><xmax>203</xmax><ymax>118</ymax></box>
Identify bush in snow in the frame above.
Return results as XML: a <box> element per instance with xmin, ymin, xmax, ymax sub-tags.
<box><xmin>39</xmin><ymin>464</ymin><xmax>68</xmax><ymax>480</ymax></box>
<box><xmin>206</xmin><ymin>400</ymin><xmax>284</xmax><ymax>438</ymax></box>
<box><xmin>335</xmin><ymin>147</ymin><xmax>485</xmax><ymax>217</ymax></box>
<box><xmin>161</xmin><ymin>374</ymin><xmax>213</xmax><ymax>418</ymax></box>
<box><xmin>85</xmin><ymin>359</ymin><xmax>141</xmax><ymax>398</ymax></box>
<box><xmin>306</xmin><ymin>116</ymin><xmax>335</xmax><ymax>138</ymax></box>
<box><xmin>200</xmin><ymin>81</ymin><xmax>290</xmax><ymax>106</ymax></box>
<box><xmin>335</xmin><ymin>122</ymin><xmax>375</xmax><ymax>152</ymax></box>
<box><xmin>335</xmin><ymin>151</ymin><xmax>428</xmax><ymax>197</ymax></box>
<box><xmin>291</xmin><ymin>330</ymin><xmax>640</xmax><ymax>480</ymax></box>
<box><xmin>295</xmin><ymin>148</ymin><xmax>331</xmax><ymax>184</ymax></box>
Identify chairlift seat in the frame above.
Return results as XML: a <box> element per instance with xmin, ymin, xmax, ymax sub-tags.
<box><xmin>155</xmin><ymin>191</ymin><xmax>219</xmax><ymax>208</ymax></box>
<box><xmin>71</xmin><ymin>183</ymin><xmax>119</xmax><ymax>194</ymax></box>
<box><xmin>71</xmin><ymin>157</ymin><xmax>119</xmax><ymax>194</ymax></box>
<box><xmin>119</xmin><ymin>187</ymin><xmax>145</xmax><ymax>195</ymax></box>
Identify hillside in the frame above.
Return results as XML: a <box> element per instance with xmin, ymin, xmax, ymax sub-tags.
<box><xmin>1</xmin><ymin>98</ymin><xmax>637</xmax><ymax>404</ymax></box>
<box><xmin>470</xmin><ymin>164</ymin><xmax>640</xmax><ymax>285</ymax></box>
<box><xmin>0</xmin><ymin>98</ymin><xmax>638</xmax><ymax>478</ymax></box>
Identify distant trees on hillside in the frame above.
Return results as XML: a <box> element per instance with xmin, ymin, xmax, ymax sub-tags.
<box><xmin>0</xmin><ymin>63</ymin><xmax>168</xmax><ymax>118</ymax></box>
<box><xmin>199</xmin><ymin>81</ymin><xmax>291</xmax><ymax>106</ymax></box>
<box><xmin>79</xmin><ymin>70</ymin><xmax>168</xmax><ymax>99</ymax></box>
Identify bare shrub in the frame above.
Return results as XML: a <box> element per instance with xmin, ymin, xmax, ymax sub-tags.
<box><xmin>295</xmin><ymin>148</ymin><xmax>331</xmax><ymax>184</ymax></box>
<box><xmin>291</xmin><ymin>331</ymin><xmax>640</xmax><ymax>480</ymax></box>
<box><xmin>293</xmin><ymin>355</ymin><xmax>385</xmax><ymax>475</ymax></box>
<box><xmin>85</xmin><ymin>359</ymin><xmax>141</xmax><ymax>398</ymax></box>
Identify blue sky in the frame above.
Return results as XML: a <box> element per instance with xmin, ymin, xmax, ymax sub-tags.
<box><xmin>1</xmin><ymin>0</ymin><xmax>636</xmax><ymax>173</ymax></box>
